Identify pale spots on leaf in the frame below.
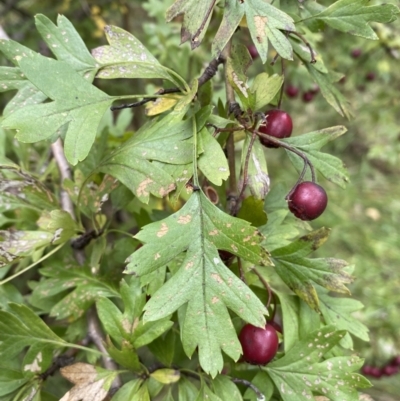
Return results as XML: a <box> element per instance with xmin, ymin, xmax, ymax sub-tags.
<box><xmin>211</xmin><ymin>273</ymin><xmax>223</xmax><ymax>284</ymax></box>
<box><xmin>213</xmin><ymin>258</ymin><xmax>220</xmax><ymax>265</ymax></box>
<box><xmin>308</xmin><ymin>343</ymin><xmax>313</xmax><ymax>348</ymax></box>
<box><xmin>211</xmin><ymin>296</ymin><xmax>219</xmax><ymax>304</ymax></box>
<box><xmin>218</xmin><ymin>167</ymin><xmax>227</xmax><ymax>172</ymax></box>
<box><xmin>157</xmin><ymin>223</ymin><xmax>169</xmax><ymax>238</ymax></box>
<box><xmin>226</xmin><ymin>223</ymin><xmax>232</xmax><ymax>228</ymax></box>
<box><xmin>159</xmin><ymin>183</ymin><xmax>175</xmax><ymax>197</ymax></box>
<box><xmin>230</xmin><ymin>244</ymin><xmax>238</xmax><ymax>252</ymax></box>
<box><xmin>178</xmin><ymin>215</ymin><xmax>192</xmax><ymax>224</ymax></box>
<box><xmin>253</xmin><ymin>15</ymin><xmax>268</xmax><ymax>43</ymax></box>
<box><xmin>137</xmin><ymin>178</ymin><xmax>153</xmax><ymax>197</ymax></box>
<box><xmin>280</xmin><ymin>383</ymin><xmax>285</xmax><ymax>394</ymax></box>
<box><xmin>185</xmin><ymin>261</ymin><xmax>194</xmax><ymax>270</ymax></box>
<box><xmin>209</xmin><ymin>229</ymin><xmax>218</xmax><ymax>236</ymax></box>
<box><xmin>24</xmin><ymin>352</ymin><xmax>42</xmax><ymax>373</ymax></box>
<box><xmin>154</xmin><ymin>253</ymin><xmax>161</xmax><ymax>260</ymax></box>
<box><xmin>243</xmin><ymin>235</ymin><xmax>251</xmax><ymax>242</ymax></box>
<box><xmin>232</xmin><ymin>71</ymin><xmax>249</xmax><ymax>98</ymax></box>
<box><xmin>327</xmin><ymin>361</ymin><xmax>333</xmax><ymax>370</ymax></box>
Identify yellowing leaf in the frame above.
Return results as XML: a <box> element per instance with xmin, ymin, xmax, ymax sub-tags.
<box><xmin>150</xmin><ymin>368</ymin><xmax>180</xmax><ymax>384</ymax></box>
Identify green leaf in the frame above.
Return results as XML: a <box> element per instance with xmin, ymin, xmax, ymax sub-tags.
<box><xmin>178</xmin><ymin>377</ymin><xmax>200</xmax><ymax>401</ymax></box>
<box><xmin>309</xmin><ymin>0</ymin><xmax>400</xmax><ymax>40</ymax></box>
<box><xmin>0</xmin><ymin>230</ymin><xmax>53</xmax><ymax>268</ymax></box>
<box><xmin>150</xmin><ymin>368</ymin><xmax>180</xmax><ymax>384</ymax></box>
<box><xmin>260</xmin><ymin>209</ymin><xmax>300</xmax><ymax>252</ymax></box>
<box><xmin>266</xmin><ymin>326</ymin><xmax>370</xmax><ymax>401</ymax></box>
<box><xmin>126</xmin><ymin>191</ymin><xmax>270</xmax><ymax>376</ymax></box>
<box><xmin>0</xmin><ymin>369</ymin><xmax>29</xmax><ymax>397</ymax></box>
<box><xmin>0</xmin><ymin>164</ymin><xmax>58</xmax><ymax>213</ymax></box>
<box><xmin>99</xmin><ymin>113</ymin><xmax>193</xmax><ymax>203</ymax></box>
<box><xmin>0</xmin><ymin>303</ymin><xmax>67</xmax><ymax>360</ymax></box>
<box><xmin>212</xmin><ymin>0</ymin><xmax>245</xmax><ymax>57</ymax></box>
<box><xmin>317</xmin><ymin>288</ymin><xmax>369</xmax><ymax>349</ymax></box>
<box><xmin>240</xmin><ymin>136</ymin><xmax>270</xmax><ymax>200</ymax></box>
<box><xmin>252</xmin><ymin>73</ymin><xmax>284</xmax><ymax>111</ymax></box>
<box><xmin>284</xmin><ymin>126</ymin><xmax>350</xmax><ymax>188</ymax></box>
<box><xmin>243</xmin><ymin>371</ymin><xmax>274</xmax><ymax>401</ymax></box>
<box><xmin>1</xmin><ymin>53</ymin><xmax>113</xmax><ymax>165</ymax></box>
<box><xmin>105</xmin><ymin>338</ymin><xmax>142</xmax><ymax>372</ymax></box>
<box><xmin>93</xmin><ymin>25</ymin><xmax>179</xmax><ymax>86</ymax></box>
<box><xmin>0</xmin><ymin>67</ymin><xmax>27</xmax><ymax>92</ymax></box>
<box><xmin>112</xmin><ymin>379</ymin><xmax>143</xmax><ymax>401</ymax></box>
<box><xmin>245</xmin><ymin>0</ymin><xmax>295</xmax><ymax>62</ymax></box>
<box><xmin>198</xmin><ymin>128</ymin><xmax>229</xmax><ymax>186</ymax></box>
<box><xmin>35</xmin><ymin>14</ymin><xmax>97</xmax><ymax>79</ymax></box>
<box><xmin>237</xmin><ymin>196</ymin><xmax>267</xmax><ymax>227</ymax></box>
<box><xmin>226</xmin><ymin>44</ymin><xmax>255</xmax><ymax>110</ymax></box>
<box><xmin>37</xmin><ymin>210</ymin><xmax>79</xmax><ymax>244</ymax></box>
<box><xmin>195</xmin><ymin>384</ymin><xmax>223</xmax><ymax>401</ymax></box>
<box><xmin>213</xmin><ymin>376</ymin><xmax>243</xmax><ymax>401</ymax></box>
<box><xmin>167</xmin><ymin>0</ymin><xmax>216</xmax><ymax>49</ymax></box>
<box><xmin>30</xmin><ymin>265</ymin><xmax>119</xmax><ymax>320</ymax></box>
<box><xmin>271</xmin><ymin>229</ymin><xmax>353</xmax><ymax>311</ymax></box>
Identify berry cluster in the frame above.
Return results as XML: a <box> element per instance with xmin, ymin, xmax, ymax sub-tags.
<box><xmin>257</xmin><ymin>109</ymin><xmax>328</xmax><ymax>221</ymax></box>
<box><xmin>361</xmin><ymin>356</ymin><xmax>400</xmax><ymax>378</ymax></box>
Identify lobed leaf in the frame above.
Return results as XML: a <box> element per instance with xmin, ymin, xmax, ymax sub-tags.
<box><xmin>1</xmin><ymin>53</ymin><xmax>113</xmax><ymax>165</ymax></box>
<box><xmin>126</xmin><ymin>191</ymin><xmax>270</xmax><ymax>376</ymax></box>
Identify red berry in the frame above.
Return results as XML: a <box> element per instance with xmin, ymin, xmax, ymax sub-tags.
<box><xmin>382</xmin><ymin>365</ymin><xmax>399</xmax><ymax>376</ymax></box>
<box><xmin>302</xmin><ymin>91</ymin><xmax>314</xmax><ymax>103</ymax></box>
<box><xmin>248</xmin><ymin>45</ymin><xmax>259</xmax><ymax>60</ymax></box>
<box><xmin>288</xmin><ymin>182</ymin><xmax>328</xmax><ymax>221</ymax></box>
<box><xmin>369</xmin><ymin>367</ymin><xmax>383</xmax><ymax>378</ymax></box>
<box><xmin>390</xmin><ymin>355</ymin><xmax>400</xmax><ymax>367</ymax></box>
<box><xmin>361</xmin><ymin>365</ymin><xmax>374</xmax><ymax>376</ymax></box>
<box><xmin>239</xmin><ymin>323</ymin><xmax>279</xmax><ymax>365</ymax></box>
<box><xmin>259</xmin><ymin>110</ymin><xmax>293</xmax><ymax>148</ymax></box>
<box><xmin>285</xmin><ymin>85</ymin><xmax>299</xmax><ymax>98</ymax></box>
<box><xmin>351</xmin><ymin>48</ymin><xmax>362</xmax><ymax>58</ymax></box>
<box><xmin>365</xmin><ymin>72</ymin><xmax>376</xmax><ymax>81</ymax></box>
<box><xmin>218</xmin><ymin>250</ymin><xmax>234</xmax><ymax>262</ymax></box>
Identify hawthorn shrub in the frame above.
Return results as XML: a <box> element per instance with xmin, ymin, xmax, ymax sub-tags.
<box><xmin>0</xmin><ymin>1</ymin><xmax>399</xmax><ymax>400</ymax></box>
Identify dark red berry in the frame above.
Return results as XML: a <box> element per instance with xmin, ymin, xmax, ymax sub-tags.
<box><xmin>382</xmin><ymin>365</ymin><xmax>399</xmax><ymax>376</ymax></box>
<box><xmin>288</xmin><ymin>182</ymin><xmax>328</xmax><ymax>221</ymax></box>
<box><xmin>361</xmin><ymin>365</ymin><xmax>374</xmax><ymax>376</ymax></box>
<box><xmin>285</xmin><ymin>85</ymin><xmax>299</xmax><ymax>98</ymax></box>
<box><xmin>218</xmin><ymin>250</ymin><xmax>234</xmax><ymax>263</ymax></box>
<box><xmin>351</xmin><ymin>48</ymin><xmax>362</xmax><ymax>58</ymax></box>
<box><xmin>390</xmin><ymin>355</ymin><xmax>400</xmax><ymax>367</ymax></box>
<box><xmin>365</xmin><ymin>72</ymin><xmax>376</xmax><ymax>81</ymax></box>
<box><xmin>369</xmin><ymin>367</ymin><xmax>383</xmax><ymax>378</ymax></box>
<box><xmin>259</xmin><ymin>110</ymin><xmax>293</xmax><ymax>148</ymax></box>
<box><xmin>302</xmin><ymin>91</ymin><xmax>314</xmax><ymax>103</ymax></box>
<box><xmin>239</xmin><ymin>323</ymin><xmax>279</xmax><ymax>365</ymax></box>
<box><xmin>248</xmin><ymin>45</ymin><xmax>259</xmax><ymax>60</ymax></box>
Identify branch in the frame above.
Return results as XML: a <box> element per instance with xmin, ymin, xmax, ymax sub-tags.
<box><xmin>222</xmin><ymin>40</ymin><xmax>238</xmax><ymax>213</ymax></box>
<box><xmin>51</xmin><ymin>139</ymin><xmax>122</xmax><ymax>390</ymax></box>
<box><xmin>231</xmin><ymin>377</ymin><xmax>265</xmax><ymax>400</ymax></box>
<box><xmin>110</xmin><ymin>58</ymin><xmax>223</xmax><ymax>111</ymax></box>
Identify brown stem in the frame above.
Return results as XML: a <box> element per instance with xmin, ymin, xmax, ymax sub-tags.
<box><xmin>288</xmin><ymin>31</ymin><xmax>316</xmax><ymax>64</ymax></box>
<box><xmin>277</xmin><ymin>58</ymin><xmax>285</xmax><ymax>109</ymax></box>
<box><xmin>51</xmin><ymin>140</ymin><xmax>122</xmax><ymax>390</ymax></box>
<box><xmin>111</xmin><ymin>58</ymin><xmax>223</xmax><ymax>111</ymax></box>
<box><xmin>252</xmin><ymin>268</ymin><xmax>272</xmax><ymax>310</ymax></box>
<box><xmin>255</xmin><ymin>130</ymin><xmax>316</xmax><ymax>185</ymax></box>
<box><xmin>234</xmin><ymin>131</ymin><xmax>257</xmax><ymax>215</ymax></box>
<box><xmin>222</xmin><ymin>40</ymin><xmax>239</xmax><ymax>213</ymax></box>
<box><xmin>237</xmin><ymin>258</ymin><xmax>246</xmax><ymax>283</ymax></box>
<box><xmin>231</xmin><ymin>377</ymin><xmax>264</xmax><ymax>400</ymax></box>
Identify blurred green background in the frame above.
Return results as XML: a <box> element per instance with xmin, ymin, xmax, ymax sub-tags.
<box><xmin>1</xmin><ymin>0</ymin><xmax>399</xmax><ymax>398</ymax></box>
